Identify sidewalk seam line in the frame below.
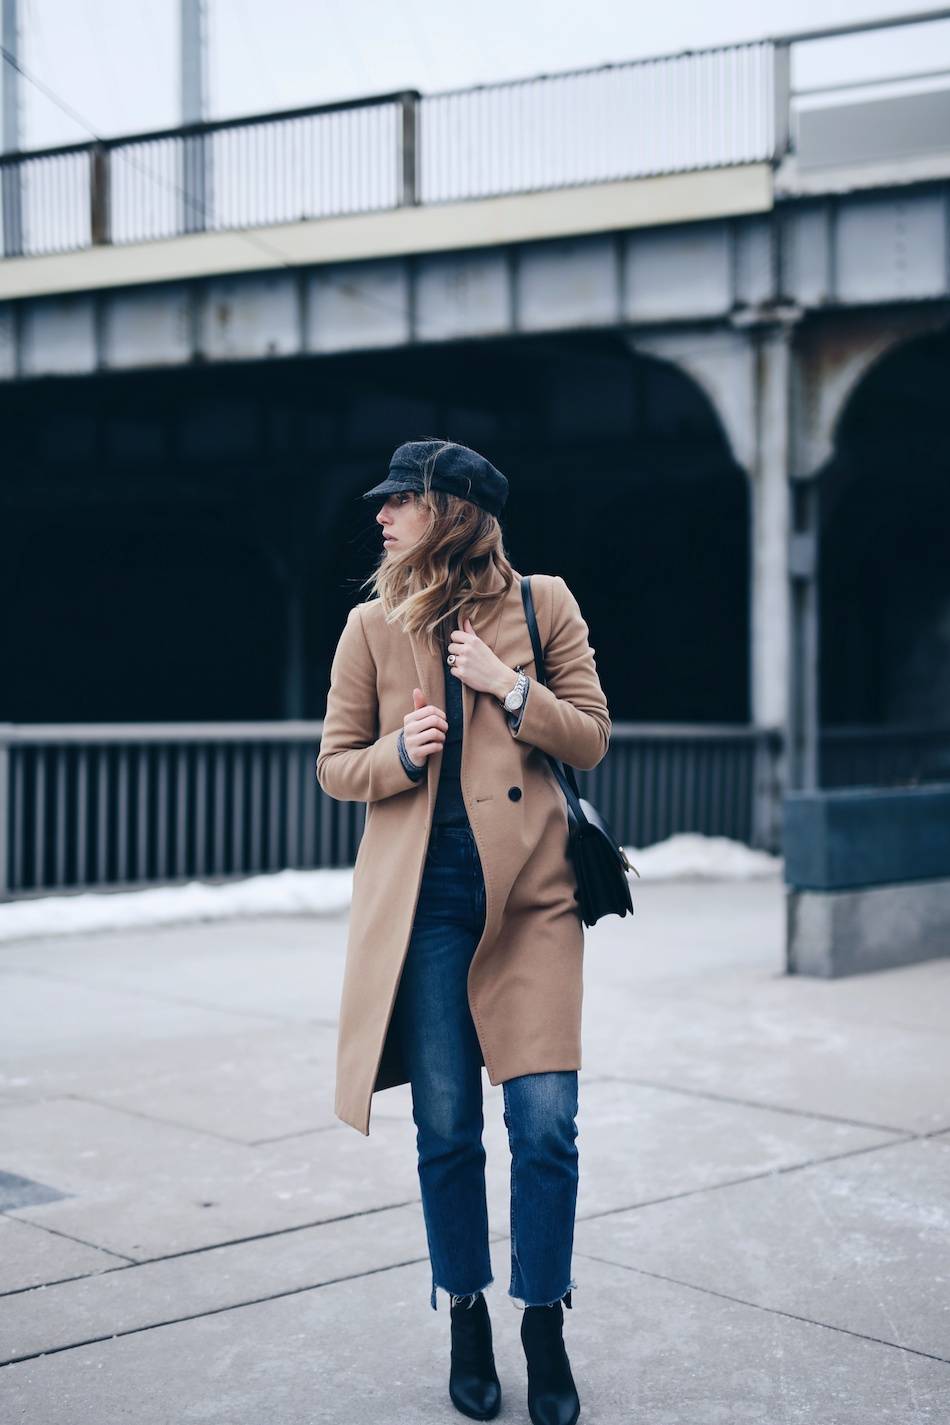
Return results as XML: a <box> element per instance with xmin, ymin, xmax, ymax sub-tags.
<box><xmin>589</xmin><ymin>1072</ymin><xmax>914</xmax><ymax>1136</ymax></box>
<box><xmin>572</xmin><ymin>1249</ymin><xmax>950</xmax><ymax>1366</ymax></box>
<box><xmin>0</xmin><ymin>1198</ymin><xmax>422</xmax><ymax>1298</ymax></box>
<box><xmin>0</xmin><ymin>960</ymin><xmax>333</xmax><ymax>1029</ymax></box>
<box><xmin>0</xmin><ymin>1255</ymin><xmax>431</xmax><ymax>1368</ymax></box>
<box><xmin>573</xmin><ymin>1133</ymin><xmax>921</xmax><ymax>1221</ymax></box>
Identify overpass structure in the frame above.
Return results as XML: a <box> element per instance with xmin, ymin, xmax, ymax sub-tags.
<box><xmin>1</xmin><ymin>11</ymin><xmax>949</xmax><ymax>892</ymax></box>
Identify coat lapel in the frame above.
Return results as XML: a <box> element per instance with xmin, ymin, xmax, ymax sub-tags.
<box><xmin>406</xmin><ymin>564</ymin><xmax>517</xmax><ymax>803</ymax></box>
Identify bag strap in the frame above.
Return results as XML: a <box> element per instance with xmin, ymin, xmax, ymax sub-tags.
<box><xmin>520</xmin><ymin>576</ymin><xmax>591</xmax><ymax>830</ymax></box>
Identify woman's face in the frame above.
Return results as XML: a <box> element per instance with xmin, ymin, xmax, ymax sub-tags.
<box><xmin>376</xmin><ymin>490</ymin><xmax>430</xmax><ymax>554</ymax></box>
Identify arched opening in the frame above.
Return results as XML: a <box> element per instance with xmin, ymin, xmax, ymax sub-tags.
<box><xmin>820</xmin><ymin>326</ymin><xmax>950</xmax><ymax>780</ymax></box>
<box><xmin>0</xmin><ymin>331</ymin><xmax>748</xmax><ymax>724</ymax></box>
<box><xmin>320</xmin><ymin>334</ymin><xmax>749</xmax><ymax>724</ymax></box>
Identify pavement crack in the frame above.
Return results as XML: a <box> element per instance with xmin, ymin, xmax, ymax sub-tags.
<box><xmin>0</xmin><ymin>1255</ymin><xmax>430</xmax><ymax>1368</ymax></box>
<box><xmin>1</xmin><ymin>1094</ymin><xmax>345</xmax><ymax>1149</ymax></box>
<box><xmin>574</xmin><ymin>1133</ymin><xmax>920</xmax><ymax>1222</ymax></box>
<box><xmin>247</xmin><ymin>1122</ymin><xmax>346</xmax><ymax>1145</ymax></box>
<box><xmin>572</xmin><ymin>1249</ymin><xmax>950</xmax><ymax>1366</ymax></box>
<box><xmin>588</xmin><ymin>1072</ymin><xmax>912</xmax><ymax>1137</ymax></box>
<box><xmin>57</xmin><ymin>1094</ymin><xmax>261</xmax><ymax>1146</ymax></box>
<box><xmin>0</xmin><ymin>1198</ymin><xmax>421</xmax><ymax>1299</ymax></box>
<box><xmin>0</xmin><ymin>961</ymin><xmax>332</xmax><ymax>1030</ymax></box>
<box><xmin>0</xmin><ymin>1210</ymin><xmax>137</xmax><ymax>1267</ymax></box>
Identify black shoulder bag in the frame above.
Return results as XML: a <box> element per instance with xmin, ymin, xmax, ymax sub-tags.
<box><xmin>520</xmin><ymin>576</ymin><xmax>638</xmax><ymax>927</ymax></box>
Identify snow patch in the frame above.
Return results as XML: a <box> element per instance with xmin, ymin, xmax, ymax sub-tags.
<box><xmin>0</xmin><ymin>868</ymin><xmax>353</xmax><ymax>944</ymax></box>
<box><xmin>0</xmin><ymin>834</ymin><xmax>781</xmax><ymax>943</ymax></box>
<box><xmin>625</xmin><ymin>832</ymin><xmax>782</xmax><ymax>882</ymax></box>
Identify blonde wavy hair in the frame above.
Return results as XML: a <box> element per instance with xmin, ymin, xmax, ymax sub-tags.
<box><xmin>360</xmin><ymin>441</ymin><xmax>514</xmax><ymax>657</ymax></box>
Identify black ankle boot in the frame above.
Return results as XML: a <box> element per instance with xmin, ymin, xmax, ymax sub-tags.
<box><xmin>520</xmin><ymin>1295</ymin><xmax>580</xmax><ymax>1425</ymax></box>
<box><xmin>449</xmin><ymin>1291</ymin><xmax>502</xmax><ymax>1421</ymax></box>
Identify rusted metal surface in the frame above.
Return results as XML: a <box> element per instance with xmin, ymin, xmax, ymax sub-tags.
<box><xmin>1</xmin><ymin>184</ymin><xmax>947</xmax><ymax>382</ymax></box>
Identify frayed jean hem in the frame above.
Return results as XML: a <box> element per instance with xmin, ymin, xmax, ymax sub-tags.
<box><xmin>431</xmin><ymin>1273</ymin><xmax>495</xmax><ymax>1311</ymax></box>
<box><xmin>509</xmin><ymin>1278</ymin><xmax>577</xmax><ymax>1311</ymax></box>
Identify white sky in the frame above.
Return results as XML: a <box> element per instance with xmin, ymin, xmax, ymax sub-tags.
<box><xmin>7</xmin><ymin>0</ymin><xmax>950</xmax><ymax>149</ymax></box>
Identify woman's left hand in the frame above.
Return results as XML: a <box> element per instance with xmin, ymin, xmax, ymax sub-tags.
<box><xmin>447</xmin><ymin>617</ymin><xmax>514</xmax><ymax>699</ymax></box>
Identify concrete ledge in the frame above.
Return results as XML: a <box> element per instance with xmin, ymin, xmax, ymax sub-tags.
<box><xmin>786</xmin><ymin>876</ymin><xmax>950</xmax><ymax>978</ymax></box>
<box><xmin>0</xmin><ymin>164</ymin><xmax>773</xmax><ymax>301</ymax></box>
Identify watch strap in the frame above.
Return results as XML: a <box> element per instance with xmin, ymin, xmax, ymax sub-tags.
<box><xmin>503</xmin><ymin>668</ymin><xmax>528</xmax><ymax>710</ymax></box>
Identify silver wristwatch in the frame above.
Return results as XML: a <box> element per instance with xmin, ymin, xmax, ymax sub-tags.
<box><xmin>502</xmin><ymin>668</ymin><xmax>528</xmax><ymax>713</ymax></box>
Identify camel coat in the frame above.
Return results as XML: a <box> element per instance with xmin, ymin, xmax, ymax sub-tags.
<box><xmin>316</xmin><ymin>566</ymin><xmax>611</xmax><ymax>1135</ymax></box>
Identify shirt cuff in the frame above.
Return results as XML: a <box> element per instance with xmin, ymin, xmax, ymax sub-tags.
<box><xmin>397</xmin><ymin>728</ymin><xmax>426</xmax><ymax>781</ymax></box>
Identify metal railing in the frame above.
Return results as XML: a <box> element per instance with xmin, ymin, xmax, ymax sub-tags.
<box><xmin>781</xmin><ymin>10</ymin><xmax>950</xmax><ymax>175</ymax></box>
<box><xmin>0</xmin><ymin>720</ymin><xmax>782</xmax><ymax>899</ymax></box>
<box><xmin>4</xmin><ymin>718</ymin><xmax>947</xmax><ymax>899</ymax></box>
<box><xmin>820</xmin><ymin>723</ymin><xmax>950</xmax><ymax>789</ymax></box>
<box><xmin>0</xmin><ymin>40</ymin><xmax>779</xmax><ymax>258</ymax></box>
<box><xmin>5</xmin><ymin>10</ymin><xmax>949</xmax><ymax>260</ymax></box>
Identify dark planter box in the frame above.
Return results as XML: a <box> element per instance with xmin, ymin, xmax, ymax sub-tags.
<box><xmin>783</xmin><ymin>783</ymin><xmax>950</xmax><ymax>892</ymax></box>
<box><xmin>783</xmin><ymin>784</ymin><xmax>950</xmax><ymax>977</ymax></box>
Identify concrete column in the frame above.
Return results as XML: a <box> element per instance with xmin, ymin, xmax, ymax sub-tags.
<box><xmin>631</xmin><ymin>323</ymin><xmax>795</xmax><ymax>730</ymax></box>
<box><xmin>283</xmin><ymin>580</ymin><xmax>306</xmax><ymax>719</ymax></box>
<box><xmin>787</xmin><ymin>474</ymin><xmax>820</xmax><ymax>791</ymax></box>
<box><xmin>180</xmin><ymin>0</ymin><xmax>210</xmax><ymax>233</ymax></box>
<box><xmin>632</xmin><ymin>318</ymin><xmax>800</xmax><ymax>843</ymax></box>
<box><xmin>1</xmin><ymin>0</ymin><xmax>22</xmax><ymax>256</ymax></box>
<box><xmin>750</xmin><ymin>321</ymin><xmax>793</xmax><ymax>735</ymax></box>
<box><xmin>180</xmin><ymin>0</ymin><xmax>207</xmax><ymax>123</ymax></box>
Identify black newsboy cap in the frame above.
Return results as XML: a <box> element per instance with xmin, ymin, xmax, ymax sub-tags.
<box><xmin>360</xmin><ymin>439</ymin><xmax>508</xmax><ymax>518</ymax></box>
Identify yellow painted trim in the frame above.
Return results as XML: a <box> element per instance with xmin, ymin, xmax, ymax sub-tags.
<box><xmin>0</xmin><ymin>164</ymin><xmax>773</xmax><ymax>301</ymax></box>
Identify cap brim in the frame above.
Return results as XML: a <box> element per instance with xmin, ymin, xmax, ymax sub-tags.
<box><xmin>360</xmin><ymin>477</ymin><xmax>420</xmax><ymax>502</ymax></box>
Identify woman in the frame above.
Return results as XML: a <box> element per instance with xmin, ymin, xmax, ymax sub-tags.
<box><xmin>317</xmin><ymin>438</ymin><xmax>610</xmax><ymax>1425</ymax></box>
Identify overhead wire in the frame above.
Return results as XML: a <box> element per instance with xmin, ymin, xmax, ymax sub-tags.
<box><xmin>0</xmin><ymin>35</ymin><xmax>413</xmax><ymax>324</ymax></box>
<box><xmin>80</xmin><ymin>0</ymin><xmax>119</xmax><ymax>118</ymax></box>
<box><xmin>1</xmin><ymin>37</ymin><xmax>785</xmax><ymax>372</ymax></box>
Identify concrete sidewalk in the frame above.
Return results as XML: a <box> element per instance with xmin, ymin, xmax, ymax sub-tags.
<box><xmin>1</xmin><ymin>878</ymin><xmax>948</xmax><ymax>1422</ymax></box>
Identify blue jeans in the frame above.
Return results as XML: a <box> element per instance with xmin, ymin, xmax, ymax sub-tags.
<box><xmin>390</xmin><ymin>821</ymin><xmax>580</xmax><ymax>1312</ymax></box>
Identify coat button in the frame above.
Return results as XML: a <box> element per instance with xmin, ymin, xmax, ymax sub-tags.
<box><xmin>507</xmin><ymin>786</ymin><xmax>522</xmax><ymax>801</ymax></box>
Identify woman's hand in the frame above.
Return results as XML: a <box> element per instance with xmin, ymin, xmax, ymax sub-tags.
<box><xmin>447</xmin><ymin>617</ymin><xmax>516</xmax><ymax>700</ymax></box>
<box><xmin>403</xmin><ymin>687</ymin><xmax>448</xmax><ymax>767</ymax></box>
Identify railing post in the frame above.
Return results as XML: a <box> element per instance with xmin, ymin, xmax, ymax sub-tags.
<box><xmin>772</xmin><ymin>39</ymin><xmax>792</xmax><ymax>160</ymax></box>
<box><xmin>0</xmin><ymin>159</ymin><xmax>21</xmax><ymax>257</ymax></box>
<box><xmin>181</xmin><ymin>129</ymin><xmax>210</xmax><ymax>234</ymax></box>
<box><xmin>90</xmin><ymin>143</ymin><xmax>111</xmax><ymax>245</ymax></box>
<box><xmin>400</xmin><ymin>90</ymin><xmax>419</xmax><ymax>206</ymax></box>
<box><xmin>752</xmin><ymin>728</ymin><xmax>783</xmax><ymax>854</ymax></box>
<box><xmin>180</xmin><ymin>0</ymin><xmax>210</xmax><ymax>233</ymax></box>
<box><xmin>0</xmin><ymin>726</ymin><xmax>11</xmax><ymax>900</ymax></box>
<box><xmin>788</xmin><ymin>478</ymin><xmax>821</xmax><ymax>791</ymax></box>
<box><xmin>1</xmin><ymin>0</ymin><xmax>23</xmax><ymax>257</ymax></box>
